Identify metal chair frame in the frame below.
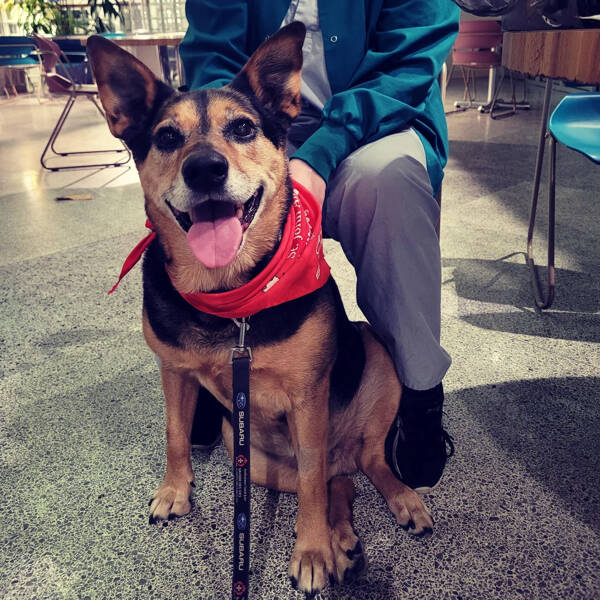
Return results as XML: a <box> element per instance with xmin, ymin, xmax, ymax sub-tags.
<box><xmin>448</xmin><ymin>20</ymin><xmax>531</xmax><ymax>118</ymax></box>
<box><xmin>33</xmin><ymin>40</ymin><xmax>131</xmax><ymax>171</ymax></box>
<box><xmin>526</xmin><ymin>84</ymin><xmax>600</xmax><ymax>310</ymax></box>
<box><xmin>526</xmin><ymin>79</ymin><xmax>557</xmax><ymax>309</ymax></box>
<box><xmin>449</xmin><ymin>62</ymin><xmax>531</xmax><ymax>116</ymax></box>
<box><xmin>488</xmin><ymin>67</ymin><xmax>531</xmax><ymax>119</ymax></box>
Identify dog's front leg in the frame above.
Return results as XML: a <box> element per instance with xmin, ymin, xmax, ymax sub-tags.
<box><xmin>149</xmin><ymin>365</ymin><xmax>199</xmax><ymax>523</ymax></box>
<box><xmin>287</xmin><ymin>380</ymin><xmax>334</xmax><ymax>594</ymax></box>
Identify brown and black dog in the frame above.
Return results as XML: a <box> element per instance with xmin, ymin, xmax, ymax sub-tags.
<box><xmin>87</xmin><ymin>22</ymin><xmax>433</xmax><ymax>596</ymax></box>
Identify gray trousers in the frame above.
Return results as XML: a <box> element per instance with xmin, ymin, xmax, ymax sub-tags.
<box><xmin>290</xmin><ymin>125</ymin><xmax>451</xmax><ymax>390</ymax></box>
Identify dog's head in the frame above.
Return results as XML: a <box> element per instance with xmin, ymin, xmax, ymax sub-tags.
<box><xmin>87</xmin><ymin>23</ymin><xmax>305</xmax><ymax>291</ymax></box>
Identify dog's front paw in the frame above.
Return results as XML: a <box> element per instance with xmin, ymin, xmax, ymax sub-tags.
<box><xmin>288</xmin><ymin>537</ymin><xmax>335</xmax><ymax>595</ymax></box>
<box><xmin>330</xmin><ymin>521</ymin><xmax>366</xmax><ymax>584</ymax></box>
<box><xmin>148</xmin><ymin>477</ymin><xmax>194</xmax><ymax>524</ymax></box>
<box><xmin>388</xmin><ymin>487</ymin><xmax>434</xmax><ymax>537</ymax></box>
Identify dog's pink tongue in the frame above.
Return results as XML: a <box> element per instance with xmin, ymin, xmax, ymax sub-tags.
<box><xmin>186</xmin><ymin>202</ymin><xmax>242</xmax><ymax>268</ymax></box>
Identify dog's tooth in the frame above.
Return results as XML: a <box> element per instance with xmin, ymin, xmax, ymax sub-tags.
<box><xmin>236</xmin><ymin>207</ymin><xmax>243</xmax><ymax>219</ymax></box>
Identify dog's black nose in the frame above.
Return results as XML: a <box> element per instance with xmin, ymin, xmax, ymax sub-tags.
<box><xmin>182</xmin><ymin>151</ymin><xmax>228</xmax><ymax>192</ymax></box>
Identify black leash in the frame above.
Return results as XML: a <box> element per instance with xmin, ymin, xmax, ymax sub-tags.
<box><xmin>231</xmin><ymin>318</ymin><xmax>252</xmax><ymax>600</ymax></box>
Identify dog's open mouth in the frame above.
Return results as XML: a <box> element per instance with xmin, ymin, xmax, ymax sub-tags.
<box><xmin>167</xmin><ymin>187</ymin><xmax>263</xmax><ymax>268</ymax></box>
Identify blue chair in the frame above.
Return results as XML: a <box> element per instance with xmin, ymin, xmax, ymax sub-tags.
<box><xmin>526</xmin><ymin>92</ymin><xmax>600</xmax><ymax>309</ymax></box>
<box><xmin>0</xmin><ymin>36</ymin><xmax>39</xmax><ymax>96</ymax></box>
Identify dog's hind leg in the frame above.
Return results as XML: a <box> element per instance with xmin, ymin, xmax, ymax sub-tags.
<box><xmin>328</xmin><ymin>476</ymin><xmax>366</xmax><ymax>584</ymax></box>
<box><xmin>149</xmin><ymin>366</ymin><xmax>199</xmax><ymax>523</ymax></box>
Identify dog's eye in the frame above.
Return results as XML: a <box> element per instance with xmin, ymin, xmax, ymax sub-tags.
<box><xmin>231</xmin><ymin>119</ymin><xmax>256</xmax><ymax>139</ymax></box>
<box><xmin>154</xmin><ymin>127</ymin><xmax>184</xmax><ymax>152</ymax></box>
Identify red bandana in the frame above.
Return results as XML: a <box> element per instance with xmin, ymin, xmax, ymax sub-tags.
<box><xmin>109</xmin><ymin>181</ymin><xmax>331</xmax><ymax>319</ymax></box>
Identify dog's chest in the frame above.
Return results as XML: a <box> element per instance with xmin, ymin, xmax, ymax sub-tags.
<box><xmin>193</xmin><ymin>351</ymin><xmax>295</xmax><ymax>420</ymax></box>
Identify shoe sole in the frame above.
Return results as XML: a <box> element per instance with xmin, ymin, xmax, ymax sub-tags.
<box><xmin>413</xmin><ymin>480</ymin><xmax>440</xmax><ymax>495</ymax></box>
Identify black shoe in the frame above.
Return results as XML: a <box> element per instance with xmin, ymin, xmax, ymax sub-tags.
<box><xmin>190</xmin><ymin>387</ymin><xmax>223</xmax><ymax>450</ymax></box>
<box><xmin>385</xmin><ymin>383</ymin><xmax>454</xmax><ymax>492</ymax></box>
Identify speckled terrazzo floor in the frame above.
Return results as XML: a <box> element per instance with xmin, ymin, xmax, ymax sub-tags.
<box><xmin>1</xmin><ymin>81</ymin><xmax>599</xmax><ymax>600</ymax></box>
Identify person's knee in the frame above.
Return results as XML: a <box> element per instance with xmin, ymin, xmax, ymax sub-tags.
<box><xmin>347</xmin><ymin>150</ymin><xmax>437</xmax><ymax>217</ymax></box>
<box><xmin>325</xmin><ymin>139</ymin><xmax>439</xmax><ymax>243</ymax></box>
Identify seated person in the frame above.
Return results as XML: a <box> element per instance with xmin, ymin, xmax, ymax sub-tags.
<box><xmin>179</xmin><ymin>0</ymin><xmax>459</xmax><ymax>490</ymax></box>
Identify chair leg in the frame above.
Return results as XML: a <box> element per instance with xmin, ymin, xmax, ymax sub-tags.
<box><xmin>49</xmin><ymin>94</ymin><xmax>76</xmax><ymax>155</ymax></box>
<box><xmin>41</xmin><ymin>94</ymin><xmax>75</xmax><ymax>169</ymax></box>
<box><xmin>489</xmin><ymin>68</ymin><xmax>517</xmax><ymax>119</ymax></box>
<box><xmin>488</xmin><ymin>67</ymin><xmax>509</xmax><ymax>118</ymax></box>
<box><xmin>9</xmin><ymin>68</ymin><xmax>18</xmax><ymax>96</ymax></box>
<box><xmin>444</xmin><ymin>64</ymin><xmax>468</xmax><ymax>115</ymax></box>
<box><xmin>40</xmin><ymin>93</ymin><xmax>131</xmax><ymax>171</ymax></box>
<box><xmin>489</xmin><ymin>68</ymin><xmax>532</xmax><ymax>119</ymax></box>
<box><xmin>23</xmin><ymin>69</ymin><xmax>36</xmax><ymax>96</ymax></box>
<box><xmin>526</xmin><ymin>81</ymin><xmax>556</xmax><ymax>310</ymax></box>
<box><xmin>453</xmin><ymin>67</ymin><xmax>477</xmax><ymax>109</ymax></box>
<box><xmin>471</xmin><ymin>69</ymin><xmax>477</xmax><ymax>101</ymax></box>
<box><xmin>464</xmin><ymin>67</ymin><xmax>474</xmax><ymax>102</ymax></box>
<box><xmin>526</xmin><ymin>135</ymin><xmax>556</xmax><ymax>310</ymax></box>
<box><xmin>89</xmin><ymin>93</ymin><xmax>106</xmax><ymax>118</ymax></box>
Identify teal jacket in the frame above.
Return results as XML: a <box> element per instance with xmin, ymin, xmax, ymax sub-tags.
<box><xmin>179</xmin><ymin>0</ymin><xmax>459</xmax><ymax>195</ymax></box>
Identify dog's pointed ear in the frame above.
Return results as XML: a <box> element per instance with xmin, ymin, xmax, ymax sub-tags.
<box><xmin>86</xmin><ymin>35</ymin><xmax>174</xmax><ymax>145</ymax></box>
<box><xmin>230</xmin><ymin>21</ymin><xmax>305</xmax><ymax>124</ymax></box>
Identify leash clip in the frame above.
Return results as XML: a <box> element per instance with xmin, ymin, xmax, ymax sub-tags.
<box><xmin>229</xmin><ymin>317</ymin><xmax>252</xmax><ymax>363</ymax></box>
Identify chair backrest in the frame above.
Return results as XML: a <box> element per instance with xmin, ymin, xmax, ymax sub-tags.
<box><xmin>32</xmin><ymin>34</ymin><xmax>60</xmax><ymax>71</ymax></box>
<box><xmin>53</xmin><ymin>38</ymin><xmax>87</xmax><ymax>63</ymax></box>
<box><xmin>0</xmin><ymin>36</ymin><xmax>37</xmax><ymax>67</ymax></box>
<box><xmin>452</xmin><ymin>20</ymin><xmax>503</xmax><ymax>68</ymax></box>
<box><xmin>32</xmin><ymin>34</ymin><xmax>72</xmax><ymax>94</ymax></box>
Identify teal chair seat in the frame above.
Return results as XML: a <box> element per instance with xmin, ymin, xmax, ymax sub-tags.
<box><xmin>0</xmin><ymin>56</ymin><xmax>37</xmax><ymax>67</ymax></box>
<box><xmin>0</xmin><ymin>36</ymin><xmax>37</xmax><ymax>65</ymax></box>
<box><xmin>548</xmin><ymin>92</ymin><xmax>600</xmax><ymax>164</ymax></box>
<box><xmin>527</xmin><ymin>91</ymin><xmax>600</xmax><ymax>309</ymax></box>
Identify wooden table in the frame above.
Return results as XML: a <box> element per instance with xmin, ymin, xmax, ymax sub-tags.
<box><xmin>502</xmin><ymin>29</ymin><xmax>600</xmax><ymax>84</ymax></box>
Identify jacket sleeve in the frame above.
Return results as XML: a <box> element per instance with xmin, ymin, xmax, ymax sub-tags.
<box><xmin>178</xmin><ymin>0</ymin><xmax>249</xmax><ymax>90</ymax></box>
<box><xmin>293</xmin><ymin>0</ymin><xmax>459</xmax><ymax>182</ymax></box>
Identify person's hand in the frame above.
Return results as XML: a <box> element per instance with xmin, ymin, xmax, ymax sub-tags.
<box><xmin>289</xmin><ymin>158</ymin><xmax>326</xmax><ymax>207</ymax></box>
